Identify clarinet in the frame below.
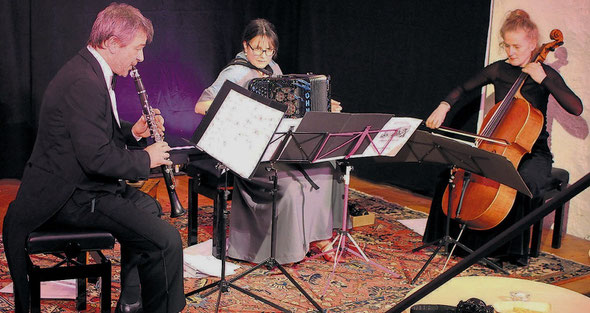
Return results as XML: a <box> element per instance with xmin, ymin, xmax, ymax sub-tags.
<box><xmin>130</xmin><ymin>66</ymin><xmax>186</xmax><ymax>218</ymax></box>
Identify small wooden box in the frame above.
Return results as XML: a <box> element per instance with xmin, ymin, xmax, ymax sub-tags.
<box><xmin>351</xmin><ymin>212</ymin><xmax>375</xmax><ymax>228</ymax></box>
<box><xmin>140</xmin><ymin>179</ymin><xmax>160</xmax><ymax>200</ymax></box>
<box><xmin>128</xmin><ymin>179</ymin><xmax>160</xmax><ymax>200</ymax></box>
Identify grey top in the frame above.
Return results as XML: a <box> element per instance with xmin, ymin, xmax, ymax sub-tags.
<box><xmin>198</xmin><ymin>51</ymin><xmax>283</xmax><ymax>102</ymax></box>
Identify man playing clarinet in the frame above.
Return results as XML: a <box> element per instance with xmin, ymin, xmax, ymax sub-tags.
<box><xmin>2</xmin><ymin>3</ymin><xmax>185</xmax><ymax>313</ymax></box>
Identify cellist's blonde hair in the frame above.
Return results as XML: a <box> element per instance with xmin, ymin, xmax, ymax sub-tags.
<box><xmin>500</xmin><ymin>9</ymin><xmax>539</xmax><ymax>45</ymax></box>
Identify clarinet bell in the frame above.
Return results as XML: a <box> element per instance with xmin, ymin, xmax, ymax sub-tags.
<box><xmin>169</xmin><ymin>195</ymin><xmax>186</xmax><ymax>218</ymax></box>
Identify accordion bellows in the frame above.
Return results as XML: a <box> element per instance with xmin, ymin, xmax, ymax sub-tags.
<box><xmin>248</xmin><ymin>74</ymin><xmax>331</xmax><ymax>118</ymax></box>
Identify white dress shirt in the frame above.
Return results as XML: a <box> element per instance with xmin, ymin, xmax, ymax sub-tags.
<box><xmin>87</xmin><ymin>46</ymin><xmax>121</xmax><ymax>127</ymax></box>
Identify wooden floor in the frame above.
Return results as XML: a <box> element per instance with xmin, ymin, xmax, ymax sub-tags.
<box><xmin>2</xmin><ymin>175</ymin><xmax>589</xmax><ymax>296</ymax></box>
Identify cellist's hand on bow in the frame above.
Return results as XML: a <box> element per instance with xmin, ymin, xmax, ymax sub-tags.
<box><xmin>522</xmin><ymin>62</ymin><xmax>547</xmax><ymax>84</ymax></box>
<box><xmin>425</xmin><ymin>101</ymin><xmax>451</xmax><ymax>129</ymax></box>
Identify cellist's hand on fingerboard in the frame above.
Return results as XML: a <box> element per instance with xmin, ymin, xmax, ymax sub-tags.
<box><xmin>522</xmin><ymin>62</ymin><xmax>547</xmax><ymax>83</ymax></box>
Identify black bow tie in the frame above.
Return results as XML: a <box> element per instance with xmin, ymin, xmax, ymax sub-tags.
<box><xmin>111</xmin><ymin>75</ymin><xmax>117</xmax><ymax>90</ymax></box>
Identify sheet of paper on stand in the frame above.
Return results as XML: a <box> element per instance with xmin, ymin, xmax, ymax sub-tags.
<box><xmin>183</xmin><ymin>239</ymin><xmax>240</xmax><ymax>278</ymax></box>
<box><xmin>360</xmin><ymin>117</ymin><xmax>422</xmax><ymax>157</ymax></box>
<box><xmin>278</xmin><ymin>113</ymin><xmax>422</xmax><ymax>163</ymax></box>
<box><xmin>195</xmin><ymin>87</ymin><xmax>285</xmax><ymax>178</ymax></box>
<box><xmin>261</xmin><ymin>117</ymin><xmax>302</xmax><ymax>162</ymax></box>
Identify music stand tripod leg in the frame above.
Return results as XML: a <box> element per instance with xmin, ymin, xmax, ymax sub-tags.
<box><xmin>240</xmin><ymin>166</ymin><xmax>324</xmax><ymax>312</ymax></box>
<box><xmin>265</xmin><ymin>167</ymin><xmax>325</xmax><ymax>312</ymax></box>
<box><xmin>412</xmin><ymin>238</ymin><xmax>444</xmax><ymax>253</ymax></box>
<box><xmin>411</xmin><ymin>239</ymin><xmax>444</xmax><ymax>284</ymax></box>
<box><xmin>444</xmin><ymin>172</ymin><xmax>508</xmax><ymax>275</ymax></box>
<box><xmin>206</xmin><ymin>166</ymin><xmax>325</xmax><ymax>312</ymax></box>
<box><xmin>444</xmin><ymin>227</ymin><xmax>509</xmax><ymax>275</ymax></box>
<box><xmin>412</xmin><ymin>170</ymin><xmax>508</xmax><ymax>284</ymax></box>
<box><xmin>411</xmin><ymin>168</ymin><xmax>458</xmax><ymax>283</ymax></box>
<box><xmin>185</xmin><ymin>167</ymin><xmax>292</xmax><ymax>313</ymax></box>
<box><xmin>321</xmin><ymin>163</ymin><xmax>401</xmax><ymax>295</ymax></box>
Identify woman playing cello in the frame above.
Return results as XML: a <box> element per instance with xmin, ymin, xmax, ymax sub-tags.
<box><xmin>423</xmin><ymin>9</ymin><xmax>583</xmax><ymax>266</ymax></box>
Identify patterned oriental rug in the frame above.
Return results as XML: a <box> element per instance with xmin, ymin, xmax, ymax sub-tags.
<box><xmin>1</xmin><ymin>189</ymin><xmax>589</xmax><ymax>312</ymax></box>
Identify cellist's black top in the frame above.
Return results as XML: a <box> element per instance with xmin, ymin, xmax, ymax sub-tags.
<box><xmin>443</xmin><ymin>59</ymin><xmax>583</xmax><ymax>152</ymax></box>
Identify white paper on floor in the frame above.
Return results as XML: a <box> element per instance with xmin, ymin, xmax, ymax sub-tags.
<box><xmin>0</xmin><ymin>279</ymin><xmax>77</xmax><ymax>299</ymax></box>
<box><xmin>183</xmin><ymin>239</ymin><xmax>240</xmax><ymax>278</ymax></box>
<box><xmin>398</xmin><ymin>218</ymin><xmax>427</xmax><ymax>236</ymax></box>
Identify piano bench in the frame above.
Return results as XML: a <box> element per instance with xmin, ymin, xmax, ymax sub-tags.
<box><xmin>185</xmin><ymin>160</ymin><xmax>233</xmax><ymax>253</ymax></box>
<box><xmin>530</xmin><ymin>167</ymin><xmax>569</xmax><ymax>257</ymax></box>
<box><xmin>26</xmin><ymin>228</ymin><xmax>115</xmax><ymax>313</ymax></box>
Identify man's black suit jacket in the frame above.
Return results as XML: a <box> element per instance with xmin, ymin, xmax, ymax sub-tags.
<box><xmin>3</xmin><ymin>47</ymin><xmax>151</xmax><ymax>312</ymax></box>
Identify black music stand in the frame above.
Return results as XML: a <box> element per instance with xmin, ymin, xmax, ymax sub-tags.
<box><xmin>383</xmin><ymin>130</ymin><xmax>531</xmax><ymax>283</ymax></box>
<box><xmin>274</xmin><ymin>112</ymin><xmax>423</xmax><ymax>296</ymax></box>
<box><xmin>186</xmin><ymin>81</ymin><xmax>324</xmax><ymax>312</ymax></box>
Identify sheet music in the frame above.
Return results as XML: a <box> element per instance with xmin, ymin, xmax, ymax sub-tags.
<box><xmin>360</xmin><ymin>117</ymin><xmax>422</xmax><ymax>157</ymax></box>
<box><xmin>196</xmin><ymin>89</ymin><xmax>285</xmax><ymax>178</ymax></box>
<box><xmin>305</xmin><ymin>116</ymin><xmax>422</xmax><ymax>163</ymax></box>
<box><xmin>261</xmin><ymin>118</ymin><xmax>302</xmax><ymax>162</ymax></box>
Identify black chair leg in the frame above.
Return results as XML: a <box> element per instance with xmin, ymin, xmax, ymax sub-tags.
<box><xmin>188</xmin><ymin>177</ymin><xmax>199</xmax><ymax>246</ymax></box>
<box><xmin>212</xmin><ymin>188</ymin><xmax>225</xmax><ymax>259</ymax></box>
<box><xmin>531</xmin><ymin>220</ymin><xmax>543</xmax><ymax>257</ymax></box>
<box><xmin>75</xmin><ymin>252</ymin><xmax>88</xmax><ymax>310</ymax></box>
<box><xmin>101</xmin><ymin>261</ymin><xmax>112</xmax><ymax>313</ymax></box>
<box><xmin>76</xmin><ymin>278</ymin><xmax>86</xmax><ymax>310</ymax></box>
<box><xmin>552</xmin><ymin>204</ymin><xmax>565</xmax><ymax>249</ymax></box>
<box><xmin>30</xmin><ymin>268</ymin><xmax>42</xmax><ymax>313</ymax></box>
<box><xmin>88</xmin><ymin>250</ymin><xmax>101</xmax><ymax>285</ymax></box>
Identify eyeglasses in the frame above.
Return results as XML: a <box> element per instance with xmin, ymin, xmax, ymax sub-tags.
<box><xmin>247</xmin><ymin>42</ymin><xmax>275</xmax><ymax>57</ymax></box>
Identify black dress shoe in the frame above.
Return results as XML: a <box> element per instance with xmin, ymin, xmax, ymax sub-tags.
<box><xmin>115</xmin><ymin>300</ymin><xmax>143</xmax><ymax>313</ymax></box>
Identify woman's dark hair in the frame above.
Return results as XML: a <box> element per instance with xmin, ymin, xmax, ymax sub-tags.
<box><xmin>242</xmin><ymin>18</ymin><xmax>279</xmax><ymax>59</ymax></box>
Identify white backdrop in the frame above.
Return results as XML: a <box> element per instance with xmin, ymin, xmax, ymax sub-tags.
<box><xmin>482</xmin><ymin>0</ymin><xmax>590</xmax><ymax>239</ymax></box>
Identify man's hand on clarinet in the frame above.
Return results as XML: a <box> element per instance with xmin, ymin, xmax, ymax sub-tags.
<box><xmin>132</xmin><ymin>108</ymin><xmax>165</xmax><ymax>138</ymax></box>
<box><xmin>145</xmin><ymin>141</ymin><xmax>173</xmax><ymax>168</ymax></box>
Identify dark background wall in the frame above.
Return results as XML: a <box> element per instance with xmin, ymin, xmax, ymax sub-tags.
<box><xmin>0</xmin><ymin>0</ymin><xmax>490</xmax><ymax>197</ymax></box>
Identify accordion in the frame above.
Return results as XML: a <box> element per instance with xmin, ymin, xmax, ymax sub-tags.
<box><xmin>248</xmin><ymin>74</ymin><xmax>331</xmax><ymax>118</ymax></box>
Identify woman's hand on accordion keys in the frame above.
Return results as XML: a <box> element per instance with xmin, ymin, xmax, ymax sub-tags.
<box><xmin>132</xmin><ymin>108</ymin><xmax>166</xmax><ymax>138</ymax></box>
<box><xmin>144</xmin><ymin>141</ymin><xmax>173</xmax><ymax>168</ymax></box>
<box><xmin>330</xmin><ymin>99</ymin><xmax>342</xmax><ymax>113</ymax></box>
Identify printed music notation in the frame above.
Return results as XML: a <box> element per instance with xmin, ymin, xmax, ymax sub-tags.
<box><xmin>359</xmin><ymin>117</ymin><xmax>422</xmax><ymax>158</ymax></box>
<box><xmin>196</xmin><ymin>89</ymin><xmax>285</xmax><ymax>179</ymax></box>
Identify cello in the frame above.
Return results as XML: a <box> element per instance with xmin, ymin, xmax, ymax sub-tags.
<box><xmin>442</xmin><ymin>29</ymin><xmax>564</xmax><ymax>230</ymax></box>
